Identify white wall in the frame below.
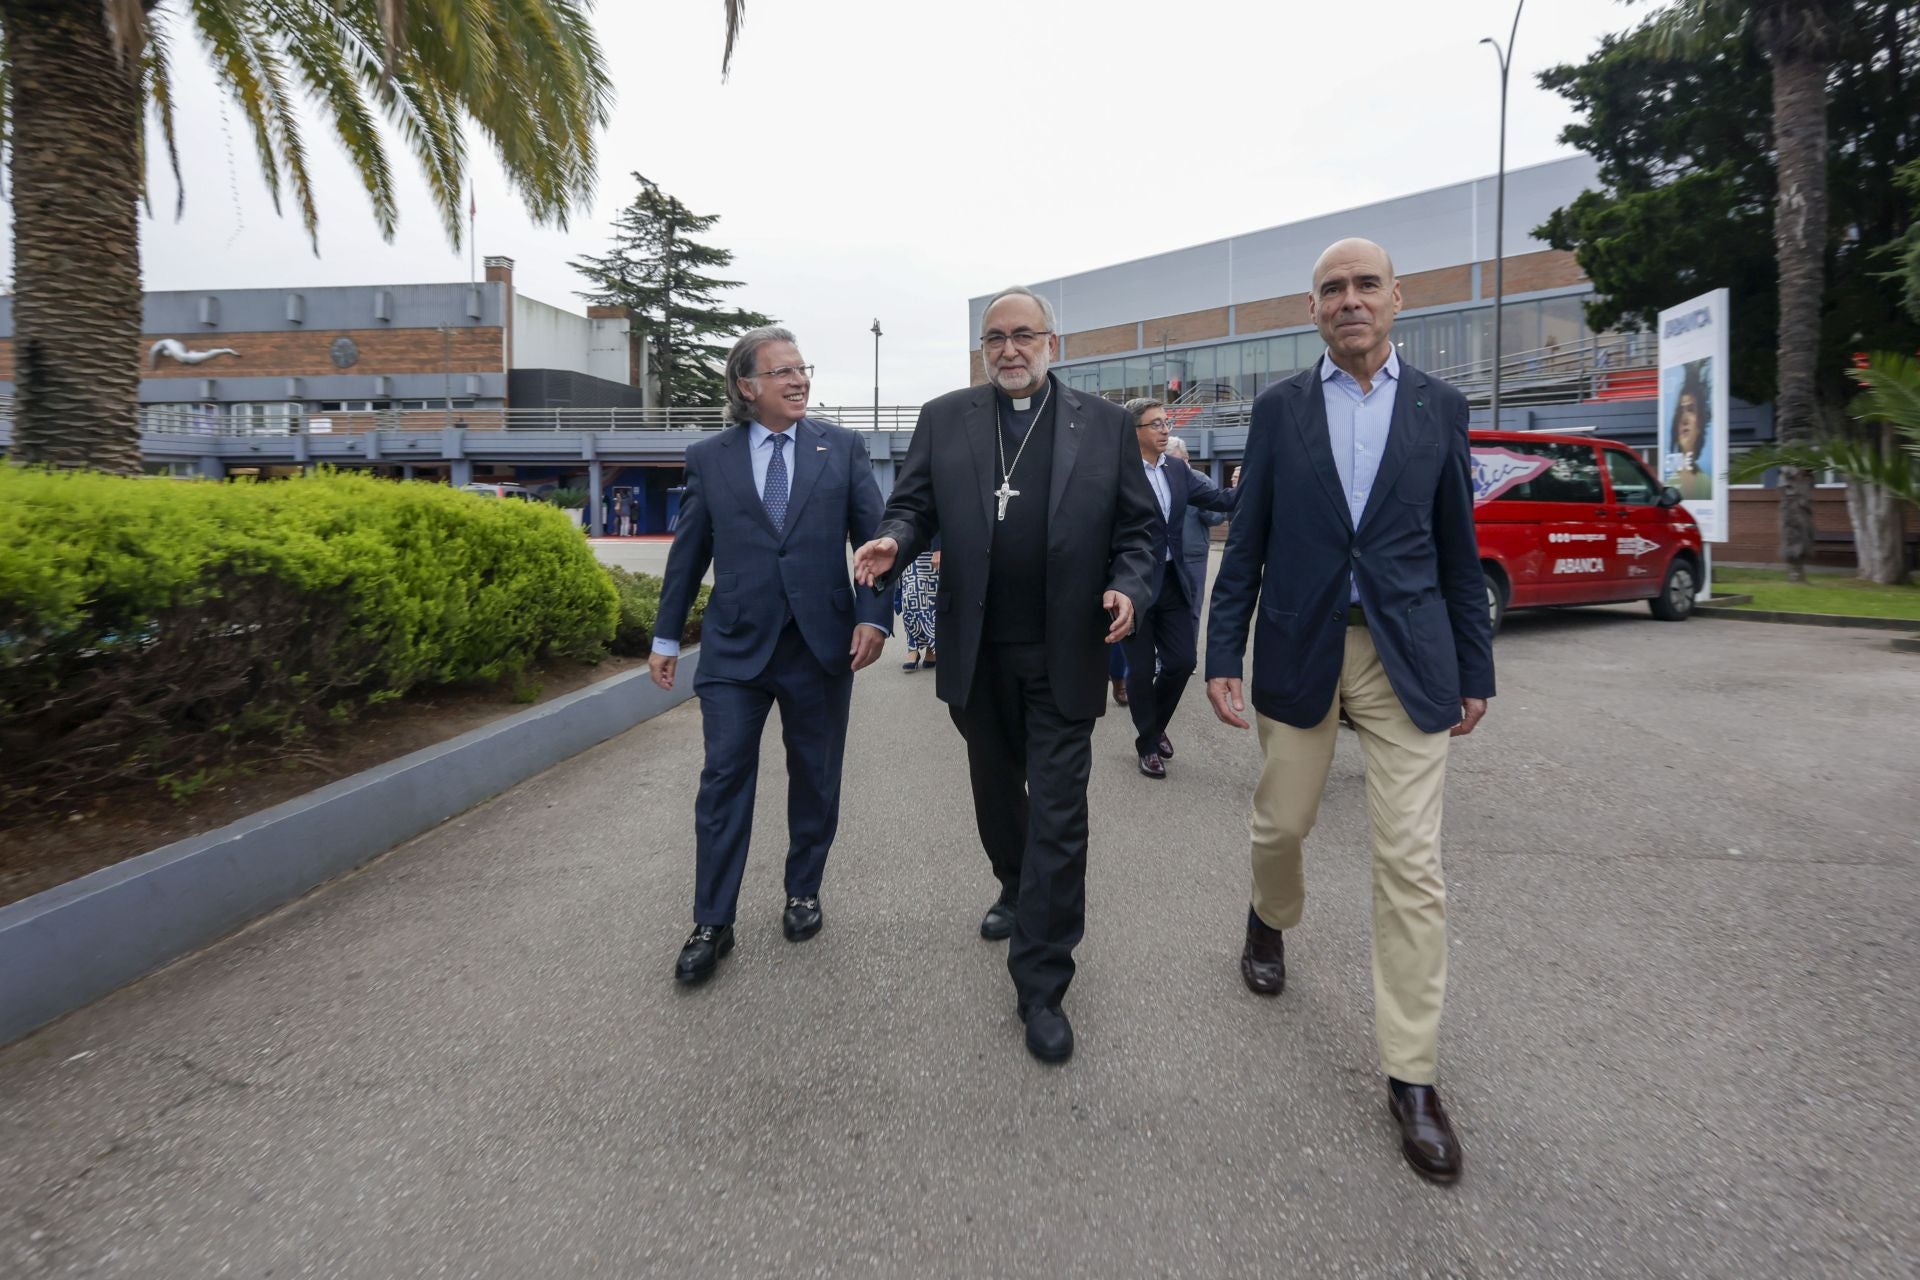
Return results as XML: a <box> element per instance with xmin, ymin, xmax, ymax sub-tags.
<box><xmin>512</xmin><ymin>294</ymin><xmax>597</xmax><ymax>376</ymax></box>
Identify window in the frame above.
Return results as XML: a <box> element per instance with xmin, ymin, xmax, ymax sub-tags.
<box><xmin>1494</xmin><ymin>440</ymin><xmax>1604</xmax><ymax>503</ymax></box>
<box><xmin>1539</xmin><ymin>295</ymin><xmax>1586</xmax><ymax>358</ymax></box>
<box><xmin>1605</xmin><ymin>449</ymin><xmax>1662</xmax><ymax>504</ymax></box>
<box><xmin>227</xmin><ymin>402</ymin><xmax>302</xmax><ymax>435</ymax></box>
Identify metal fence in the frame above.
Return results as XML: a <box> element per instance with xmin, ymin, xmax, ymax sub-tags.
<box><xmin>121</xmin><ymin>403</ymin><xmax>928</xmax><ymax>438</ymax></box>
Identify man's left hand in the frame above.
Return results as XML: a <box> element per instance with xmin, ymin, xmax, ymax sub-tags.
<box><xmin>1103</xmin><ymin>590</ymin><xmax>1135</xmax><ymax>644</ymax></box>
<box><xmin>850</xmin><ymin>625</ymin><xmax>886</xmax><ymax>672</ymax></box>
<box><xmin>1452</xmin><ymin>697</ymin><xmax>1488</xmax><ymax>737</ymax></box>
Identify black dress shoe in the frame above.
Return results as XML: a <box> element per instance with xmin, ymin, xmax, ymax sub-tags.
<box><xmin>674</xmin><ymin>924</ymin><xmax>734</xmax><ymax>985</ymax></box>
<box><xmin>980</xmin><ymin>897</ymin><xmax>1016</xmax><ymax>941</ymax></box>
<box><xmin>1388</xmin><ymin>1083</ymin><xmax>1463</xmax><ymax>1184</ymax></box>
<box><xmin>1112</xmin><ymin>678</ymin><xmax>1129</xmax><ymax>706</ymax></box>
<box><xmin>1138</xmin><ymin>751</ymin><xmax>1166</xmax><ymax>779</ymax></box>
<box><xmin>1020</xmin><ymin>1004</ymin><xmax>1074</xmax><ymax>1063</ymax></box>
<box><xmin>783</xmin><ymin>895</ymin><xmax>822</xmax><ymax>942</ymax></box>
<box><xmin>1157</xmin><ymin>732</ymin><xmax>1175</xmax><ymax>759</ymax></box>
<box><xmin>1241</xmin><ymin>909</ymin><xmax>1285</xmax><ymax>995</ymax></box>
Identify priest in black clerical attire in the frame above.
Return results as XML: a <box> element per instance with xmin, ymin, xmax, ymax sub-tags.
<box><xmin>855</xmin><ymin>285</ymin><xmax>1157</xmax><ymax>1064</ymax></box>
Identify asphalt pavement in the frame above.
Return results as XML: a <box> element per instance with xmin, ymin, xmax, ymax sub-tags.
<box><xmin>2</xmin><ymin>575</ymin><xmax>1916</xmax><ymax>1278</ymax></box>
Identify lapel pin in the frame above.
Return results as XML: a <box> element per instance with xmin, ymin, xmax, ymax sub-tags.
<box><xmin>816</xmin><ymin>445</ymin><xmax>828</xmax><ymax>452</ymax></box>
<box><xmin>1416</xmin><ymin>399</ymin><xmax>1424</xmax><ymax>408</ymax></box>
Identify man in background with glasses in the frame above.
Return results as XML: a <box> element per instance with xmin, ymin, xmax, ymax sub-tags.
<box><xmin>854</xmin><ymin>285</ymin><xmax>1157</xmax><ymax>1064</ymax></box>
<box><xmin>652</xmin><ymin>327</ymin><xmax>891</xmax><ymax>986</ymax></box>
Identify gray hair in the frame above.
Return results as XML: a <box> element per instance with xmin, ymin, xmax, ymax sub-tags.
<box><xmin>979</xmin><ymin>284</ymin><xmax>1057</xmax><ymax>336</ymax></box>
<box><xmin>724</xmin><ymin>325</ymin><xmax>800</xmax><ymax>424</ymax></box>
<box><xmin>1122</xmin><ymin>396</ymin><xmax>1165</xmax><ymax>427</ymax></box>
<box><xmin>1165</xmin><ymin>435</ymin><xmax>1190</xmax><ymax>458</ymax></box>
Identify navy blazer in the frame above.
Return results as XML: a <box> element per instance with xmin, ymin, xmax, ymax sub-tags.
<box><xmin>1144</xmin><ymin>455</ymin><xmax>1234</xmax><ymax>597</ymax></box>
<box><xmin>656</xmin><ymin>418</ymin><xmax>891</xmax><ymax>681</ymax></box>
<box><xmin>1204</xmin><ymin>362</ymin><xmax>1494</xmax><ymax>734</ymax></box>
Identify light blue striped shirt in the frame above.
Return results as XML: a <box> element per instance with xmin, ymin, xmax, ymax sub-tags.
<box><xmin>1320</xmin><ymin>348</ymin><xmax>1400</xmax><ymax>602</ymax></box>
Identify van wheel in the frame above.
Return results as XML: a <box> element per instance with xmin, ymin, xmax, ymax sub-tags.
<box><xmin>1650</xmin><ymin>558</ymin><xmax>1697</xmax><ymax>620</ymax></box>
<box><xmin>1483</xmin><ymin>567</ymin><xmax>1508</xmax><ymax>636</ymax></box>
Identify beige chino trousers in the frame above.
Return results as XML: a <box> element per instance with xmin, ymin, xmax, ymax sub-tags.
<box><xmin>1249</xmin><ymin>623</ymin><xmax>1450</xmax><ymax>1084</ymax></box>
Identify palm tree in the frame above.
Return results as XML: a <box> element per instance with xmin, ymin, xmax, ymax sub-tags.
<box><xmin>0</xmin><ymin>1</ymin><xmax>752</xmax><ymax>475</ymax></box>
<box><xmin>1636</xmin><ymin>0</ymin><xmax>1851</xmax><ymax>581</ymax></box>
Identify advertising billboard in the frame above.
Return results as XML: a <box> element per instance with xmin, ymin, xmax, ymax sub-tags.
<box><xmin>1656</xmin><ymin>288</ymin><xmax>1730</xmax><ymax>542</ymax></box>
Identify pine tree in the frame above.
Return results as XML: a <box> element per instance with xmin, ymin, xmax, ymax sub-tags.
<box><xmin>572</xmin><ymin>174</ymin><xmax>775</xmax><ymax>408</ymax></box>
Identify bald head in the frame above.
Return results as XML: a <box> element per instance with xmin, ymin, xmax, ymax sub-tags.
<box><xmin>1309</xmin><ymin>237</ymin><xmax>1402</xmax><ymax>375</ymax></box>
<box><xmin>1311</xmin><ymin>238</ymin><xmax>1395</xmax><ymax>291</ymax></box>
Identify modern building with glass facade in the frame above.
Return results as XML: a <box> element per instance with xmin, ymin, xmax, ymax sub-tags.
<box><xmin>968</xmin><ymin>155</ymin><xmax>1610</xmax><ymax>405</ymax></box>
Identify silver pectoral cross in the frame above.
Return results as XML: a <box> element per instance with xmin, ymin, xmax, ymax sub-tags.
<box><xmin>995</xmin><ymin>480</ymin><xmax>1020</xmax><ymax>521</ymax></box>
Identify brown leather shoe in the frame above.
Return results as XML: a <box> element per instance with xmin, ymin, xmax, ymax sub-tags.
<box><xmin>1112</xmin><ymin>678</ymin><xmax>1129</xmax><ymax>706</ymax></box>
<box><xmin>1240</xmin><ymin>911</ymin><xmax>1285</xmax><ymax>995</ymax></box>
<box><xmin>1388</xmin><ymin>1084</ymin><xmax>1463</xmax><ymax>1184</ymax></box>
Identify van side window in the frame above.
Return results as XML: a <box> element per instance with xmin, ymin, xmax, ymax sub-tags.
<box><xmin>1497</xmin><ymin>441</ymin><xmax>1604</xmax><ymax>503</ymax></box>
<box><xmin>1605</xmin><ymin>449</ymin><xmax>1661</xmax><ymax>504</ymax></box>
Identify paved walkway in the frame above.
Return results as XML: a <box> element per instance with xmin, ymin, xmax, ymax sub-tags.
<box><xmin>3</xmin><ymin>600</ymin><xmax>1916</xmax><ymax>1277</ymax></box>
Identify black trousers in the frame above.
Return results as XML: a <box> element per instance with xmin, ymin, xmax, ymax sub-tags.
<box><xmin>1122</xmin><ymin>569</ymin><xmax>1198</xmax><ymax>758</ymax></box>
<box><xmin>949</xmin><ymin>641</ymin><xmax>1095</xmax><ymax>1012</ymax></box>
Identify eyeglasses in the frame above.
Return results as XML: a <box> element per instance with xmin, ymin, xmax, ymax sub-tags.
<box><xmin>750</xmin><ymin>364</ymin><xmax>814</xmax><ymax>382</ymax></box>
<box><xmin>979</xmin><ymin>329</ymin><xmax>1053</xmax><ymax>353</ymax></box>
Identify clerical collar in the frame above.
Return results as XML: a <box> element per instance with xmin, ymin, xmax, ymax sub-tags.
<box><xmin>993</xmin><ymin>376</ymin><xmax>1053</xmax><ymax>413</ymax></box>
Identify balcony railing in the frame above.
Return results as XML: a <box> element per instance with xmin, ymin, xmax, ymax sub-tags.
<box><xmin>128</xmin><ymin>404</ymin><xmax>929</xmax><ymax>437</ymax></box>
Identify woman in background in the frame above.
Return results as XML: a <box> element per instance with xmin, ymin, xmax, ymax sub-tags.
<box><xmin>898</xmin><ymin>535</ymin><xmax>940</xmax><ymax>671</ymax></box>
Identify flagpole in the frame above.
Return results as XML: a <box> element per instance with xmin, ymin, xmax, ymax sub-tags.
<box><xmin>468</xmin><ymin>185</ymin><xmax>476</xmax><ymax>287</ymax></box>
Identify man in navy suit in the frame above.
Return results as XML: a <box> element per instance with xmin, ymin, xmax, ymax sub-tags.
<box><xmin>650</xmin><ymin>327</ymin><xmax>890</xmax><ymax>985</ymax></box>
<box><xmin>1205</xmin><ymin>239</ymin><xmax>1494</xmax><ymax>1184</ymax></box>
<box><xmin>1123</xmin><ymin>399</ymin><xmax>1235</xmax><ymax>779</ymax></box>
<box><xmin>1168</xmin><ymin>438</ymin><xmax>1235</xmax><ymax>631</ymax></box>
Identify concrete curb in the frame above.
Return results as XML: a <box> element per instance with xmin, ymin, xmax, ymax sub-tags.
<box><xmin>1692</xmin><ymin>604</ymin><xmax>1919</xmax><ymax>633</ymax></box>
<box><xmin>0</xmin><ymin>651</ymin><xmax>700</xmax><ymax>1047</ymax></box>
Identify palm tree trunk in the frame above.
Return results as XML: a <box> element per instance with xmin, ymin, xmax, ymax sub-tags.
<box><xmin>1769</xmin><ymin>43</ymin><xmax>1827</xmax><ymax>583</ymax></box>
<box><xmin>2</xmin><ymin>0</ymin><xmax>146</xmax><ymax>475</ymax></box>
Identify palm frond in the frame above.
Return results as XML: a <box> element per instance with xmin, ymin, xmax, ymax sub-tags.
<box><xmin>722</xmin><ymin>0</ymin><xmax>746</xmax><ymax>78</ymax></box>
<box><xmin>1625</xmin><ymin>0</ymin><xmax>1743</xmax><ymax>60</ymax></box>
<box><xmin>1732</xmin><ymin>439</ymin><xmax>1919</xmax><ymax>503</ymax></box>
<box><xmin>1850</xmin><ymin>353</ymin><xmax>1920</xmax><ymax>460</ymax></box>
<box><xmin>141</xmin><ymin>12</ymin><xmax>185</xmax><ymax>219</ymax></box>
<box><xmin>104</xmin><ymin>0</ymin><xmax>151</xmax><ymax>68</ymax></box>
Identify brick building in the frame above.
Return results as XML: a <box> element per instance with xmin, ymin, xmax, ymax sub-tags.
<box><xmin>0</xmin><ymin>255</ymin><xmax>648</xmax><ymax>434</ymax></box>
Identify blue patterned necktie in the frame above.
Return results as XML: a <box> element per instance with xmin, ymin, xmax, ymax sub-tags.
<box><xmin>763</xmin><ymin>431</ymin><xmax>790</xmax><ymax>532</ymax></box>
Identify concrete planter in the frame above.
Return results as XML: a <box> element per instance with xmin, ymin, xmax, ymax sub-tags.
<box><xmin>0</xmin><ymin>652</ymin><xmax>698</xmax><ymax>1047</ymax></box>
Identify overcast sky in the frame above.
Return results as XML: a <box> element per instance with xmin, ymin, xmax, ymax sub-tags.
<box><xmin>2</xmin><ymin>0</ymin><xmax>1645</xmax><ymax>407</ymax></box>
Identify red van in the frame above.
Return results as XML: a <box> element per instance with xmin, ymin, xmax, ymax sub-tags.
<box><xmin>1470</xmin><ymin>429</ymin><xmax>1705</xmax><ymax>633</ymax></box>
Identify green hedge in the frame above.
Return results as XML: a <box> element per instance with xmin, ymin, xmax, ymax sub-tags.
<box><xmin>0</xmin><ymin>467</ymin><xmax>617</xmax><ymax>813</ymax></box>
<box><xmin>605</xmin><ymin>564</ymin><xmax>708</xmax><ymax>655</ymax></box>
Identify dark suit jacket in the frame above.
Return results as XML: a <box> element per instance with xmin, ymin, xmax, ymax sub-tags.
<box><xmin>875</xmin><ymin>379</ymin><xmax>1158</xmax><ymax>722</ymax></box>
<box><xmin>1204</xmin><ymin>362</ymin><xmax>1494</xmax><ymax>734</ymax></box>
<box><xmin>1144</xmin><ymin>455</ymin><xmax>1234</xmax><ymax>600</ymax></box>
<box><xmin>1183</xmin><ymin>501</ymin><xmax>1230</xmax><ymax>608</ymax></box>
<box><xmin>656</xmin><ymin>418</ymin><xmax>891</xmax><ymax>681</ymax></box>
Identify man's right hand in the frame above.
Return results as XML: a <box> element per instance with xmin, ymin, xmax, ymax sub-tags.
<box><xmin>853</xmin><ymin>536</ymin><xmax>899</xmax><ymax>587</ymax></box>
<box><xmin>1207</xmin><ymin>677</ymin><xmax>1250</xmax><ymax>729</ymax></box>
<box><xmin>648</xmin><ymin>652</ymin><xmax>677</xmax><ymax>691</ymax></box>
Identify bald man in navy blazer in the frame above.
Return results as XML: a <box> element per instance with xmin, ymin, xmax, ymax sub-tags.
<box><xmin>651</xmin><ymin>327</ymin><xmax>890</xmax><ymax>986</ymax></box>
<box><xmin>1205</xmin><ymin>239</ymin><xmax>1493</xmax><ymax>1184</ymax></box>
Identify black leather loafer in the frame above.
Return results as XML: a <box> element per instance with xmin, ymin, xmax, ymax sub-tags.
<box><xmin>783</xmin><ymin>895</ymin><xmax>822</xmax><ymax>942</ymax></box>
<box><xmin>675</xmin><ymin>924</ymin><xmax>734</xmax><ymax>985</ymax></box>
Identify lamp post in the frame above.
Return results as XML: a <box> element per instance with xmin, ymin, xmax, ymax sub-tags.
<box><xmin>1480</xmin><ymin>0</ymin><xmax>1524</xmax><ymax>431</ymax></box>
<box><xmin>871</xmin><ymin>318</ymin><xmax>883</xmax><ymax>431</ymax></box>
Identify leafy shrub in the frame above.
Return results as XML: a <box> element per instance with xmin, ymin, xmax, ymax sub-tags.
<box><xmin>0</xmin><ymin>467</ymin><xmax>617</xmax><ymax>815</ymax></box>
<box><xmin>604</xmin><ymin>564</ymin><xmax>708</xmax><ymax>656</ymax></box>
<box><xmin>547</xmin><ymin>486</ymin><xmax>588</xmax><ymax>509</ymax></box>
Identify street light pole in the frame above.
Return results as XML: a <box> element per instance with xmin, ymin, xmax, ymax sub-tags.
<box><xmin>1481</xmin><ymin>0</ymin><xmax>1524</xmax><ymax>431</ymax></box>
<box><xmin>871</xmin><ymin>318</ymin><xmax>882</xmax><ymax>431</ymax></box>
